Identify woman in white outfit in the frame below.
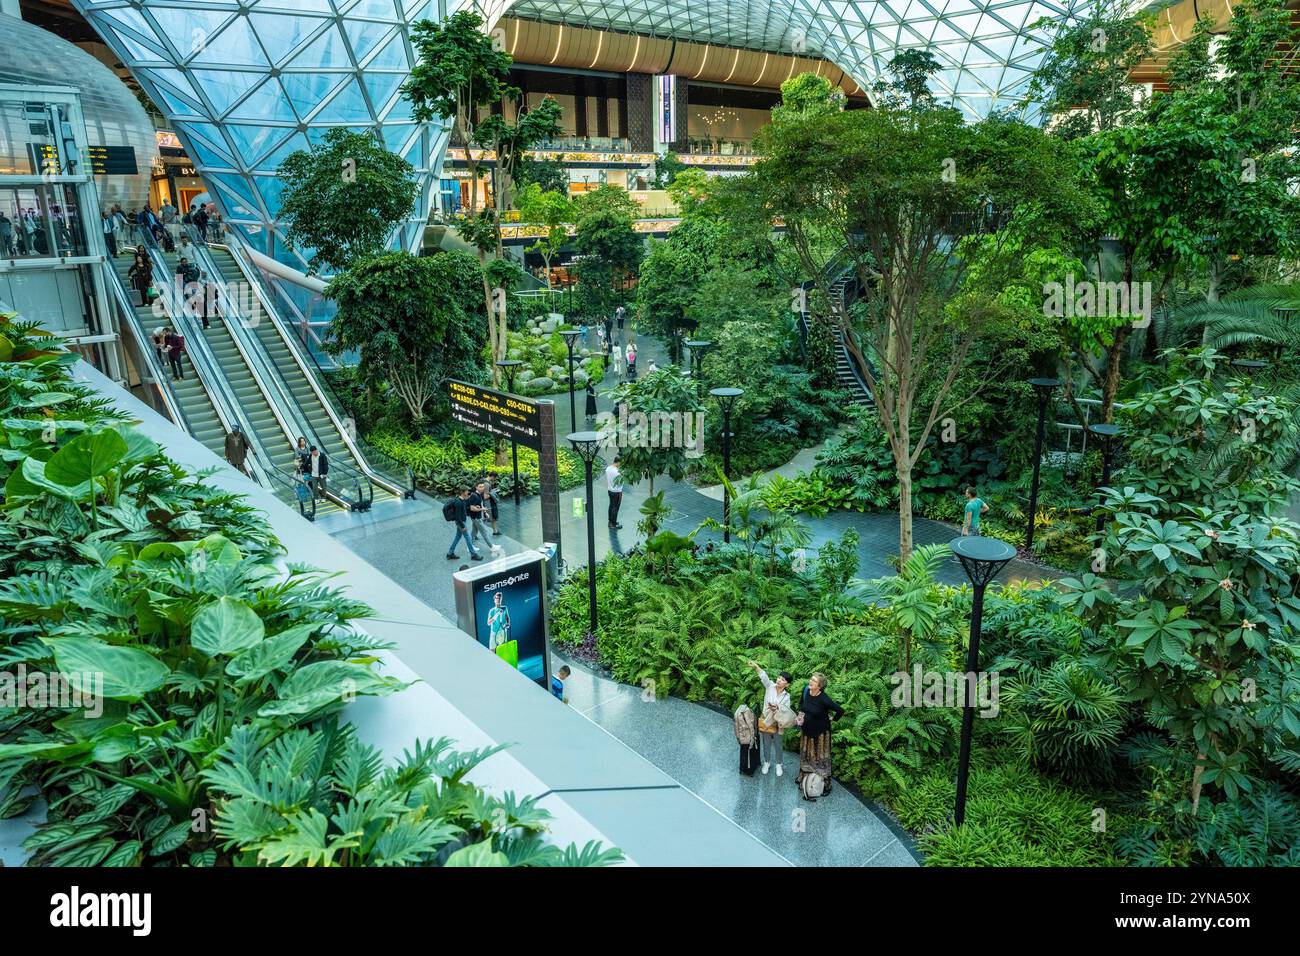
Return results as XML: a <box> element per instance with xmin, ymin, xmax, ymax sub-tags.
<box><xmin>747</xmin><ymin>660</ymin><xmax>793</xmax><ymax>776</ymax></box>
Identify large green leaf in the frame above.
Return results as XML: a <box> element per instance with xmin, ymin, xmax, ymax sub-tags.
<box><xmin>41</xmin><ymin>636</ymin><xmax>169</xmax><ymax>701</ymax></box>
<box><xmin>444</xmin><ymin>840</ymin><xmax>510</xmax><ymax>867</ymax></box>
<box><xmin>19</xmin><ymin>456</ymin><xmax>91</xmax><ymax>499</ymax></box>
<box><xmin>43</xmin><ymin>428</ymin><xmax>128</xmax><ymax>487</ymax></box>
<box><xmin>258</xmin><ymin>660</ymin><xmax>403</xmax><ymax>717</ymax></box>
<box><xmin>190</xmin><ymin>597</ymin><xmax>265</xmax><ymax>657</ymax></box>
<box><xmin>226</xmin><ymin>623</ymin><xmax>317</xmax><ymax>684</ymax></box>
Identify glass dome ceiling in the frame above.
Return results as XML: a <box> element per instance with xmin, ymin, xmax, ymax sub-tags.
<box><xmin>70</xmin><ymin>0</ymin><xmax>1086</xmax><ymax>268</ymax></box>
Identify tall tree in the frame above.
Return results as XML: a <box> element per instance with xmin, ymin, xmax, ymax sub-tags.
<box><xmin>324</xmin><ymin>251</ymin><xmax>483</xmax><ymax>423</ymax></box>
<box><xmin>515</xmin><ymin>182</ymin><xmax>571</xmax><ymax>287</ymax></box>
<box><xmin>573</xmin><ymin>185</ymin><xmax>643</xmax><ymax>324</ymax></box>
<box><xmin>753</xmin><ymin>55</ymin><xmax>1089</xmax><ymax>560</ymax></box>
<box><xmin>277</xmin><ymin>128</ymin><xmax>417</xmax><ymax>274</ymax></box>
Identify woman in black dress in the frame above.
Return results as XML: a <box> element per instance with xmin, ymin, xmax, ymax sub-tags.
<box><xmin>795</xmin><ymin>672</ymin><xmax>844</xmax><ymax>800</ymax></box>
<box><xmin>584</xmin><ymin>379</ymin><xmax>598</xmax><ymax>424</ymax></box>
<box><xmin>127</xmin><ymin>251</ymin><xmax>153</xmax><ymax>307</ymax></box>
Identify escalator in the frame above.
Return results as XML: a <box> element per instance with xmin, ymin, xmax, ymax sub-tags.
<box><xmin>132</xmin><ymin>235</ymin><xmax>339</xmax><ymax>517</ymax></box>
<box><xmin>199</xmin><ymin>241</ymin><xmax>412</xmax><ymax>506</ymax></box>
<box><xmin>108</xmin><ymin>253</ymin><xmax>226</xmax><ymax>456</ymax></box>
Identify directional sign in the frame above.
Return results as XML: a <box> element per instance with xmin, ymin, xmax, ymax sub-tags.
<box><xmin>448</xmin><ymin>380</ymin><xmax>542</xmax><ymax>451</ymax></box>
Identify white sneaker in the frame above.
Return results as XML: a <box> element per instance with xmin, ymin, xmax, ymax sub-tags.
<box><xmin>775</xmin><ymin>764</ymin><xmax>783</xmax><ymax>777</ymax></box>
<box><xmin>761</xmin><ymin>762</ymin><xmax>770</xmax><ymax>775</ymax></box>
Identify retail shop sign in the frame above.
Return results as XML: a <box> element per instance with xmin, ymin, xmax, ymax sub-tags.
<box><xmin>449</xmin><ymin>380</ymin><xmax>542</xmax><ymax>451</ymax></box>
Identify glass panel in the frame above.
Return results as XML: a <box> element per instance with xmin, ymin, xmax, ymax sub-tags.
<box><xmin>223</xmin><ymin>123</ymin><xmax>286</xmax><ymax>160</ymax></box>
<box><xmin>146</xmin><ymin>7</ymin><xmax>231</xmax><ymax>51</ymax></box>
<box><xmin>312</xmin><ymin>79</ymin><xmax>372</xmax><ymax>123</ymax></box>
<box><xmin>367</xmin><ymin>32</ymin><xmax>408</xmax><ymax>71</ymax></box>
<box><xmin>175</xmin><ymin>121</ymin><xmax>237</xmax><ymax>166</ymax></box>
<box><xmin>286</xmin><ymin>24</ymin><xmax>347</xmax><ymax>69</ymax></box>
<box><xmin>258</xmin><ymin>132</ymin><xmax>310</xmax><ymax>173</ymax></box>
<box><xmin>0</xmin><ymin>184</ymin><xmax>89</xmax><ymax>258</ymax></box>
<box><xmin>228</xmin><ymin>78</ymin><xmax>298</xmax><ymax>123</ymax></box>
<box><xmin>342</xmin><ymin>20</ymin><xmax>392</xmax><ymax>62</ymax></box>
<box><xmin>279</xmin><ymin>72</ymin><xmax>347</xmax><ymax>117</ymax></box>
<box><xmin>362</xmin><ymin>71</ymin><xmax>402</xmax><ymax>111</ymax></box>
<box><xmin>190</xmin><ymin>69</ymin><xmax>262</xmax><ymax>113</ymax></box>
<box><xmin>190</xmin><ymin>17</ymin><xmax>269</xmax><ymax>68</ymax></box>
<box><xmin>249</xmin><ymin>12</ymin><xmax>330</xmax><ymax>64</ymax></box>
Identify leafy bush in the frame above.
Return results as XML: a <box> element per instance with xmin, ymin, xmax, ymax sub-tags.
<box><xmin>0</xmin><ymin>314</ymin><xmax>619</xmax><ymax>867</ymax></box>
<box><xmin>370</xmin><ymin>430</ymin><xmax>584</xmax><ymax>497</ymax></box>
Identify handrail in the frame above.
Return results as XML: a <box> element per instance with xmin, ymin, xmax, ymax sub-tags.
<box><xmin>132</xmin><ymin>234</ymin><xmax>283</xmax><ymax>498</ymax></box>
<box><xmin>176</xmin><ymin>239</ymin><xmax>371</xmax><ymax>513</ymax></box>
<box><xmin>193</xmin><ymin>242</ymin><xmax>377</xmax><ymax>510</ymax></box>
<box><xmin>216</xmin><ymin>241</ymin><xmax>416</xmax><ymax>499</ymax></box>
<box><xmin>105</xmin><ymin>268</ymin><xmax>192</xmax><ymax>435</ymax></box>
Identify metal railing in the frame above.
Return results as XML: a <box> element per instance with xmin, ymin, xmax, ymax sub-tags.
<box><xmin>106</xmin><ymin>270</ymin><xmax>192</xmax><ymax>435</ymax></box>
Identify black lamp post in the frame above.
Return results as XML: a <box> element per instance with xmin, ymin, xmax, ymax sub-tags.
<box><xmin>686</xmin><ymin>339</ymin><xmax>715</xmax><ymax>391</ymax></box>
<box><xmin>559</xmin><ymin>329</ymin><xmax>582</xmax><ymax>431</ymax></box>
<box><xmin>1025</xmin><ymin>377</ymin><xmax>1060</xmax><ymax>551</ymax></box>
<box><xmin>709</xmin><ymin>387</ymin><xmax>743</xmax><ymax>543</ymax></box>
<box><xmin>1231</xmin><ymin>358</ymin><xmax>1268</xmax><ymax>384</ymax></box>
<box><xmin>1087</xmin><ymin>423</ymin><xmax>1122</xmax><ymax>533</ymax></box>
<box><xmin>948</xmin><ymin>534</ymin><xmax>1016</xmax><ymax>827</ymax></box>
<box><xmin>496</xmin><ymin>358</ymin><xmax>524</xmax><ymax>506</ymax></box>
<box><xmin>567</xmin><ymin>430</ymin><xmax>602</xmax><ymax>638</ymax></box>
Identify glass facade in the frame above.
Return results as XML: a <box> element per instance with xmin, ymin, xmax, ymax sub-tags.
<box><xmin>68</xmin><ymin>0</ymin><xmax>1084</xmax><ymax>268</ymax></box>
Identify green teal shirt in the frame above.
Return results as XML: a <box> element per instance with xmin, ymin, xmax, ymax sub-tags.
<box><xmin>964</xmin><ymin>497</ymin><xmax>985</xmax><ymax>531</ymax></box>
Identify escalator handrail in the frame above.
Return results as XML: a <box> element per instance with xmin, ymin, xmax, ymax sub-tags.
<box><xmin>214</xmin><ymin>240</ymin><xmax>414</xmax><ymax>498</ymax></box>
<box><xmin>185</xmin><ymin>240</ymin><xmax>374</xmax><ymax>509</ymax></box>
<box><xmin>105</xmin><ymin>268</ymin><xmax>195</xmax><ymax>437</ymax></box>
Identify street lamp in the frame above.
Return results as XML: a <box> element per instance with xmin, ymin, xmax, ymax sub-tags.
<box><xmin>1087</xmin><ymin>423</ymin><xmax>1122</xmax><ymax>534</ymax></box>
<box><xmin>559</xmin><ymin>329</ymin><xmax>582</xmax><ymax>432</ymax></box>
<box><xmin>948</xmin><ymin>534</ymin><xmax>1016</xmax><ymax>828</ymax></box>
<box><xmin>1025</xmin><ymin>377</ymin><xmax>1060</xmax><ymax>551</ymax></box>
<box><xmin>1231</xmin><ymin>358</ymin><xmax>1269</xmax><ymax>385</ymax></box>
<box><xmin>709</xmin><ymin>386</ymin><xmax>744</xmax><ymax>543</ymax></box>
<box><xmin>496</xmin><ymin>358</ymin><xmax>524</xmax><ymax>507</ymax></box>
<box><xmin>686</xmin><ymin>339</ymin><xmax>715</xmax><ymax>391</ymax></box>
<box><xmin>567</xmin><ymin>430</ymin><xmax>603</xmax><ymax>638</ymax></box>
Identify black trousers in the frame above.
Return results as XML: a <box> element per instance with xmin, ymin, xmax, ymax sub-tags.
<box><xmin>168</xmin><ymin>353</ymin><xmax>183</xmax><ymax>379</ymax></box>
<box><xmin>608</xmin><ymin>491</ymin><xmax>622</xmax><ymax>527</ymax></box>
<box><xmin>105</xmin><ymin>232</ymin><xmax>117</xmax><ymax>257</ymax></box>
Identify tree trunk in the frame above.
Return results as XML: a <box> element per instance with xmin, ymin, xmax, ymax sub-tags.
<box><xmin>897</xmin><ymin>465</ymin><xmax>914</xmax><ymax>564</ymax></box>
<box><xmin>1190</xmin><ymin>751</ymin><xmax>1208</xmax><ymax>814</ymax></box>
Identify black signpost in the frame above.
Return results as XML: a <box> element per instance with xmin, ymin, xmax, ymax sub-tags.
<box><xmin>449</xmin><ymin>380</ymin><xmax>563</xmax><ymax>567</ymax></box>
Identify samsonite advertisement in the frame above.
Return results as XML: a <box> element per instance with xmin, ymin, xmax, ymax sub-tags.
<box><xmin>453</xmin><ymin>552</ymin><xmax>549</xmax><ymax>688</ymax></box>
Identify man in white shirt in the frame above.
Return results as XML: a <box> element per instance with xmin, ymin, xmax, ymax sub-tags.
<box><xmin>605</xmin><ymin>454</ymin><xmax>624</xmax><ymax>530</ymax></box>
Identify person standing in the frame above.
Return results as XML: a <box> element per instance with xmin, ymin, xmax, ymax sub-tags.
<box><xmin>615</xmin><ymin>305</ymin><xmax>625</xmax><ymax>338</ymax></box>
<box><xmin>308</xmin><ymin>446</ymin><xmax>329</xmax><ymax>499</ymax></box>
<box><xmin>468</xmin><ymin>480</ymin><xmax>495</xmax><ymax>554</ymax></box>
<box><xmin>584</xmin><ymin>379</ymin><xmax>598</xmax><ymax>424</ymax></box>
<box><xmin>605</xmin><ymin>454</ymin><xmax>624</xmax><ymax>530</ymax></box>
<box><xmin>151</xmin><ymin>325</ymin><xmax>166</xmax><ymax>365</ymax></box>
<box><xmin>625</xmin><ymin>341</ymin><xmax>637</xmax><ymax>380</ymax></box>
<box><xmin>192</xmin><ymin>203</ymin><xmax>209</xmax><ymax>244</ymax></box>
<box><xmin>294</xmin><ymin>436</ymin><xmax>311</xmax><ymax>477</ymax></box>
<box><xmin>101</xmin><ymin>210</ymin><xmax>117</xmax><ymax>257</ymax></box>
<box><xmin>224</xmin><ymin>425</ymin><xmax>250</xmax><ymax>476</ymax></box>
<box><xmin>748</xmin><ymin>660</ymin><xmax>793</xmax><ymax>777</ymax></box>
<box><xmin>795</xmin><ymin>672</ymin><xmax>844</xmax><ymax>801</ymax></box>
<box><xmin>0</xmin><ymin>212</ymin><xmax>13</xmax><ymax>257</ymax></box>
<box><xmin>164</xmin><ymin>327</ymin><xmax>184</xmax><ymax>381</ymax></box>
<box><xmin>445</xmin><ymin>486</ymin><xmax>483</xmax><ymax>561</ymax></box>
<box><xmin>961</xmin><ymin>485</ymin><xmax>989</xmax><ymax>536</ymax></box>
<box><xmin>127</xmin><ymin>251</ymin><xmax>152</xmax><ymax>307</ymax></box>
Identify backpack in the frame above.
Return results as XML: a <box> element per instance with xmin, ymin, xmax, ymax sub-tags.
<box><xmin>733</xmin><ymin>704</ymin><xmax>757</xmax><ymax>746</ymax></box>
<box><xmin>442</xmin><ymin>498</ymin><xmax>459</xmax><ymax>522</ymax></box>
<box><xmin>802</xmin><ymin>771</ymin><xmax>826</xmax><ymax>800</ymax></box>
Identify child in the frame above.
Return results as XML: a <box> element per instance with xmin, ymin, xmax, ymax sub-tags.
<box><xmin>551</xmin><ymin>664</ymin><xmax>571</xmax><ymax>703</ymax></box>
<box><xmin>962</xmin><ymin>486</ymin><xmax>989</xmax><ymax>536</ymax></box>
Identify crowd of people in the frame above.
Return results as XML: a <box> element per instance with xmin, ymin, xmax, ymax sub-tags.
<box><xmin>98</xmin><ymin>199</ymin><xmax>227</xmax><ymax>259</ymax></box>
<box><xmin>1</xmin><ymin>206</ymin><xmax>80</xmax><ymax>257</ymax></box>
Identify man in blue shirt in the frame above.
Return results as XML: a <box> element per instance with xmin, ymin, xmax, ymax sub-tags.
<box><xmin>962</xmin><ymin>486</ymin><xmax>989</xmax><ymax>535</ymax></box>
<box><xmin>551</xmin><ymin>664</ymin><xmax>571</xmax><ymax>702</ymax></box>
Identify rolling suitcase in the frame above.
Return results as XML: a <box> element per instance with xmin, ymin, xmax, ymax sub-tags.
<box><xmin>739</xmin><ymin>740</ymin><xmax>761</xmax><ymax>776</ymax></box>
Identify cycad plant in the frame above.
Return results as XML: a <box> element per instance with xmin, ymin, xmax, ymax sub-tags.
<box><xmin>203</xmin><ymin>719</ymin><xmax>623</xmax><ymax>867</ymax></box>
<box><xmin>855</xmin><ymin>543</ymin><xmax>954</xmax><ymax>673</ymax></box>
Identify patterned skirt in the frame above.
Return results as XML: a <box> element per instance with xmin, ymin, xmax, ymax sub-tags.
<box><xmin>796</xmin><ymin>731</ymin><xmax>833</xmax><ymax>791</ymax></box>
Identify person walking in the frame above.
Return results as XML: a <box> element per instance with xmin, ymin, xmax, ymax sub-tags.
<box><xmin>192</xmin><ymin>203</ymin><xmax>209</xmax><ymax>244</ymax></box>
<box><xmin>795</xmin><ymin>672</ymin><xmax>844</xmax><ymax>801</ymax></box>
<box><xmin>961</xmin><ymin>485</ymin><xmax>989</xmax><ymax>536</ymax></box>
<box><xmin>307</xmin><ymin>446</ymin><xmax>329</xmax><ymax>499</ymax></box>
<box><xmin>127</xmin><ymin>251</ymin><xmax>153</xmax><ymax>307</ymax></box>
<box><xmin>625</xmin><ymin>341</ymin><xmax>637</xmax><ymax>380</ymax></box>
<box><xmin>584</xmin><ymin>379</ymin><xmax>598</xmax><ymax>424</ymax></box>
<box><xmin>100</xmin><ymin>210</ymin><xmax>118</xmax><ymax>258</ymax></box>
<box><xmin>224</xmin><ymin>425</ymin><xmax>250</xmax><ymax>476</ymax></box>
<box><xmin>485</xmin><ymin>471</ymin><xmax>501</xmax><ymax>534</ymax></box>
<box><xmin>614</xmin><ymin>305</ymin><xmax>625</xmax><ymax>338</ymax></box>
<box><xmin>747</xmin><ymin>660</ymin><xmax>794</xmax><ymax>776</ymax></box>
<box><xmin>605</xmin><ymin>453</ymin><xmax>624</xmax><ymax>530</ymax></box>
<box><xmin>445</xmin><ymin>486</ymin><xmax>483</xmax><ymax>561</ymax></box>
<box><xmin>468</xmin><ymin>480</ymin><xmax>495</xmax><ymax>555</ymax></box>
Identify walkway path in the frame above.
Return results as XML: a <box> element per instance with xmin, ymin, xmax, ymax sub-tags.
<box><xmin>326</xmin><ymin>327</ymin><xmax>1061</xmax><ymax>866</ymax></box>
